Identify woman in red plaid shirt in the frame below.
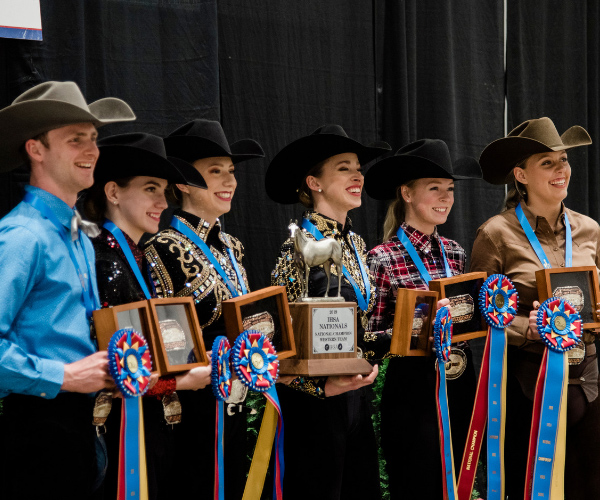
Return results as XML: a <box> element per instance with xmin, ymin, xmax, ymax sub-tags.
<box><xmin>364</xmin><ymin>139</ymin><xmax>481</xmax><ymax>499</ymax></box>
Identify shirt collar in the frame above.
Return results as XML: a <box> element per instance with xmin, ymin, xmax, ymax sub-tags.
<box><xmin>24</xmin><ymin>185</ymin><xmax>74</xmax><ymax>229</ymax></box>
<box><xmin>519</xmin><ymin>202</ymin><xmax>567</xmax><ymax>231</ymax></box>
<box><xmin>174</xmin><ymin>208</ymin><xmax>221</xmax><ymax>242</ymax></box>
<box><xmin>304</xmin><ymin>210</ymin><xmax>352</xmax><ymax>238</ymax></box>
<box><xmin>400</xmin><ymin>222</ymin><xmax>440</xmax><ymax>253</ymax></box>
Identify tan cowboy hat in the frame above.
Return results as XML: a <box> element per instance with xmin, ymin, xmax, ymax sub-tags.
<box><xmin>479</xmin><ymin>117</ymin><xmax>592</xmax><ymax>184</ymax></box>
<box><xmin>0</xmin><ymin>81</ymin><xmax>136</xmax><ymax>172</ymax></box>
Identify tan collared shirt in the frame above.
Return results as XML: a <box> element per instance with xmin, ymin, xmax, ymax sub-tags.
<box><xmin>470</xmin><ymin>203</ymin><xmax>600</xmax><ymax>351</ymax></box>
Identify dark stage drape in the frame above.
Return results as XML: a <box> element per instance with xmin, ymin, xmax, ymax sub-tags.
<box><xmin>0</xmin><ymin>0</ymin><xmax>598</xmax><ymax>290</ymax></box>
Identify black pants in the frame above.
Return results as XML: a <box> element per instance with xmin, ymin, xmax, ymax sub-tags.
<box><xmin>277</xmin><ymin>384</ymin><xmax>381</xmax><ymax>500</ymax></box>
<box><xmin>0</xmin><ymin>393</ymin><xmax>98</xmax><ymax>500</ymax></box>
<box><xmin>381</xmin><ymin>353</ymin><xmax>476</xmax><ymax>499</ymax></box>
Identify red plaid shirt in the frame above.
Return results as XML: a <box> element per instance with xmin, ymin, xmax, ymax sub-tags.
<box><xmin>367</xmin><ymin>223</ymin><xmax>465</xmax><ymax>332</ymax></box>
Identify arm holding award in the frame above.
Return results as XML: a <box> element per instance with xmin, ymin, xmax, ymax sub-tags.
<box><xmin>364</xmin><ymin>138</ymin><xmax>481</xmax><ymax>500</ymax></box>
<box><xmin>267</xmin><ymin>125</ymin><xmax>388</xmax><ymax>500</ymax></box>
<box><xmin>471</xmin><ymin>117</ymin><xmax>600</xmax><ymax>499</ymax></box>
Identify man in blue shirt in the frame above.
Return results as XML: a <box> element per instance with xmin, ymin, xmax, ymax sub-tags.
<box><xmin>0</xmin><ymin>81</ymin><xmax>135</xmax><ymax>499</ymax></box>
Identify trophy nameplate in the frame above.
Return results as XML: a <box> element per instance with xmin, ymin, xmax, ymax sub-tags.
<box><xmin>535</xmin><ymin>266</ymin><xmax>600</xmax><ymax>329</ymax></box>
<box><xmin>429</xmin><ymin>272</ymin><xmax>488</xmax><ymax>342</ymax></box>
<box><xmin>390</xmin><ymin>288</ymin><xmax>439</xmax><ymax>356</ymax></box>
<box><xmin>222</xmin><ymin>286</ymin><xmax>296</xmax><ymax>360</ymax></box>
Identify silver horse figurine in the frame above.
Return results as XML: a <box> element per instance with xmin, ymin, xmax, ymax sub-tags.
<box><xmin>288</xmin><ymin>221</ymin><xmax>343</xmax><ymax>299</ymax></box>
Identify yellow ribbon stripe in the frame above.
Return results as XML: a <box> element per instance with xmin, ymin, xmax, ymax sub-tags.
<box><xmin>550</xmin><ymin>355</ymin><xmax>568</xmax><ymax>499</ymax></box>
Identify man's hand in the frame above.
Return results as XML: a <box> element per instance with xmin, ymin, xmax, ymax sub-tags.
<box><xmin>324</xmin><ymin>364</ymin><xmax>379</xmax><ymax>397</ymax></box>
<box><xmin>61</xmin><ymin>351</ymin><xmax>114</xmax><ymax>393</ymax></box>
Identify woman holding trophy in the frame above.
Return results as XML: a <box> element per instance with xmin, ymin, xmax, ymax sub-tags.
<box><xmin>268</xmin><ymin>124</ymin><xmax>389</xmax><ymax>500</ymax></box>
<box><xmin>470</xmin><ymin>117</ymin><xmax>600</xmax><ymax>498</ymax></box>
<box><xmin>364</xmin><ymin>139</ymin><xmax>480</xmax><ymax>498</ymax></box>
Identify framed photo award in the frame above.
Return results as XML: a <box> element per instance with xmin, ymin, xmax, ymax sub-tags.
<box><xmin>390</xmin><ymin>288</ymin><xmax>439</xmax><ymax>356</ymax></box>
<box><xmin>222</xmin><ymin>285</ymin><xmax>296</xmax><ymax>360</ymax></box>
<box><xmin>429</xmin><ymin>272</ymin><xmax>488</xmax><ymax>342</ymax></box>
<box><xmin>535</xmin><ymin>266</ymin><xmax>600</xmax><ymax>329</ymax></box>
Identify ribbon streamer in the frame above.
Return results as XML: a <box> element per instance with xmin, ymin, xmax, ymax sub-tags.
<box><xmin>433</xmin><ymin>306</ymin><xmax>457</xmax><ymax>500</ymax></box>
<box><xmin>525</xmin><ymin>297</ymin><xmax>582</xmax><ymax>500</ymax></box>
<box><xmin>108</xmin><ymin>328</ymin><xmax>152</xmax><ymax>500</ymax></box>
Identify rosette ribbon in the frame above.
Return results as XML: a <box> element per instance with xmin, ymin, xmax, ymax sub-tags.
<box><xmin>232</xmin><ymin>330</ymin><xmax>283</xmax><ymax>500</ymax></box>
<box><xmin>524</xmin><ymin>297</ymin><xmax>582</xmax><ymax>500</ymax></box>
<box><xmin>107</xmin><ymin>328</ymin><xmax>152</xmax><ymax>500</ymax></box>
<box><xmin>433</xmin><ymin>306</ymin><xmax>457</xmax><ymax>500</ymax></box>
<box><xmin>457</xmin><ymin>274</ymin><xmax>517</xmax><ymax>500</ymax></box>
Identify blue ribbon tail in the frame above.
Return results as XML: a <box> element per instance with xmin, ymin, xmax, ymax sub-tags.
<box><xmin>124</xmin><ymin>397</ymin><xmax>141</xmax><ymax>499</ymax></box>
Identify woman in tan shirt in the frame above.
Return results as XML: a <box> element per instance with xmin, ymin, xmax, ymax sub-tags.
<box><xmin>470</xmin><ymin>117</ymin><xmax>600</xmax><ymax>498</ymax></box>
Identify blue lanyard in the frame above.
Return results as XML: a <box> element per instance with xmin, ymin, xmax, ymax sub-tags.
<box><xmin>23</xmin><ymin>192</ymin><xmax>99</xmax><ymax>318</ymax></box>
<box><xmin>171</xmin><ymin>217</ymin><xmax>247</xmax><ymax>297</ymax></box>
<box><xmin>300</xmin><ymin>218</ymin><xmax>371</xmax><ymax>312</ymax></box>
<box><xmin>515</xmin><ymin>202</ymin><xmax>572</xmax><ymax>269</ymax></box>
<box><xmin>103</xmin><ymin>220</ymin><xmax>152</xmax><ymax>300</ymax></box>
<box><xmin>396</xmin><ymin>227</ymin><xmax>452</xmax><ymax>285</ymax></box>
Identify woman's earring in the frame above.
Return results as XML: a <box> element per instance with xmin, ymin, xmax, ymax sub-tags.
<box><xmin>113</xmin><ymin>201</ymin><xmax>118</xmax><ymax>205</ymax></box>
<box><xmin>318</xmin><ymin>189</ymin><xmax>322</xmax><ymax>193</ymax></box>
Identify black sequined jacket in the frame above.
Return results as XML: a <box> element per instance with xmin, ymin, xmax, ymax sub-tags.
<box><xmin>271</xmin><ymin>211</ymin><xmax>385</xmax><ymax>397</ymax></box>
<box><xmin>143</xmin><ymin>209</ymin><xmax>249</xmax><ymax>348</ymax></box>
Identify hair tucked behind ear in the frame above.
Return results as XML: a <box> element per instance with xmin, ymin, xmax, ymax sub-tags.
<box><xmin>298</xmin><ymin>159</ymin><xmax>327</xmax><ymax>208</ymax></box>
<box><xmin>502</xmin><ymin>158</ymin><xmax>528</xmax><ymax>211</ymax></box>
<box><xmin>382</xmin><ymin>180</ymin><xmax>417</xmax><ymax>241</ymax></box>
<box><xmin>83</xmin><ymin>177</ymin><xmax>134</xmax><ymax>223</ymax></box>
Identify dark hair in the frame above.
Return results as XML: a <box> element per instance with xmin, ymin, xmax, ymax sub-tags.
<box><xmin>502</xmin><ymin>158</ymin><xmax>528</xmax><ymax>211</ymax></box>
<box><xmin>298</xmin><ymin>159</ymin><xmax>327</xmax><ymax>208</ymax></box>
<box><xmin>83</xmin><ymin>177</ymin><xmax>134</xmax><ymax>223</ymax></box>
<box><xmin>382</xmin><ymin>180</ymin><xmax>417</xmax><ymax>241</ymax></box>
<box><xmin>166</xmin><ymin>184</ymin><xmax>183</xmax><ymax>205</ymax></box>
<box><xmin>20</xmin><ymin>131</ymin><xmax>49</xmax><ymax>170</ymax></box>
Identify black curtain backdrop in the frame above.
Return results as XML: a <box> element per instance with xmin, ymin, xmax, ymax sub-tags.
<box><xmin>0</xmin><ymin>0</ymin><xmax>598</xmax><ymax>290</ymax></box>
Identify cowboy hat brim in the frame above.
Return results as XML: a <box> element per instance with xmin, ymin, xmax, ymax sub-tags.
<box><xmin>265</xmin><ymin>134</ymin><xmax>390</xmax><ymax>204</ymax></box>
<box><xmin>0</xmin><ymin>98</ymin><xmax>136</xmax><ymax>172</ymax></box>
<box><xmin>164</xmin><ymin>136</ymin><xmax>264</xmax><ymax>164</ymax></box>
<box><xmin>479</xmin><ymin>126</ymin><xmax>591</xmax><ymax>184</ymax></box>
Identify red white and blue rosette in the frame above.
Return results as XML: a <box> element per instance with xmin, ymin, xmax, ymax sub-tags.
<box><xmin>211</xmin><ymin>336</ymin><xmax>232</xmax><ymax>500</ymax></box>
<box><xmin>107</xmin><ymin>328</ymin><xmax>152</xmax><ymax>500</ymax></box>
<box><xmin>232</xmin><ymin>330</ymin><xmax>284</xmax><ymax>500</ymax></box>
<box><xmin>433</xmin><ymin>306</ymin><xmax>457</xmax><ymax>500</ymax></box>
<box><xmin>525</xmin><ymin>297</ymin><xmax>582</xmax><ymax>500</ymax></box>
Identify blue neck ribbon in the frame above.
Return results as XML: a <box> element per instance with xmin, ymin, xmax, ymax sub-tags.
<box><xmin>23</xmin><ymin>191</ymin><xmax>99</xmax><ymax>318</ymax></box>
<box><xmin>397</xmin><ymin>226</ymin><xmax>452</xmax><ymax>284</ymax></box>
<box><xmin>103</xmin><ymin>220</ymin><xmax>152</xmax><ymax>300</ymax></box>
<box><xmin>515</xmin><ymin>202</ymin><xmax>572</xmax><ymax>269</ymax></box>
<box><xmin>300</xmin><ymin>218</ymin><xmax>370</xmax><ymax>311</ymax></box>
<box><xmin>171</xmin><ymin>216</ymin><xmax>247</xmax><ymax>297</ymax></box>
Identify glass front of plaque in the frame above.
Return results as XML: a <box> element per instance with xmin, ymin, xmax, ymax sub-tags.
<box><xmin>155</xmin><ymin>303</ymin><xmax>197</xmax><ymax>366</ymax></box>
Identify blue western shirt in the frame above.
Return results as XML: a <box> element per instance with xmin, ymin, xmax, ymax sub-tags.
<box><xmin>0</xmin><ymin>185</ymin><xmax>99</xmax><ymax>399</ymax></box>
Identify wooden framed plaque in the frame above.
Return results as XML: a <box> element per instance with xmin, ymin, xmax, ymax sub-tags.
<box><xmin>390</xmin><ymin>288</ymin><xmax>439</xmax><ymax>356</ymax></box>
<box><xmin>535</xmin><ymin>266</ymin><xmax>600</xmax><ymax>329</ymax></box>
<box><xmin>278</xmin><ymin>301</ymin><xmax>373</xmax><ymax>377</ymax></box>
<box><xmin>429</xmin><ymin>272</ymin><xmax>488</xmax><ymax>342</ymax></box>
<box><xmin>147</xmin><ymin>297</ymin><xmax>209</xmax><ymax>375</ymax></box>
<box><xmin>222</xmin><ymin>285</ymin><xmax>296</xmax><ymax>360</ymax></box>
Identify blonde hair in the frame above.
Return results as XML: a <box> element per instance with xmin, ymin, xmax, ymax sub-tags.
<box><xmin>382</xmin><ymin>180</ymin><xmax>417</xmax><ymax>241</ymax></box>
<box><xmin>502</xmin><ymin>157</ymin><xmax>528</xmax><ymax>211</ymax></box>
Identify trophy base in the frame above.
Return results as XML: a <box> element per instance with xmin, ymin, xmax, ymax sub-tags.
<box><xmin>279</xmin><ymin>357</ymin><xmax>373</xmax><ymax>377</ymax></box>
<box><xmin>296</xmin><ymin>296</ymin><xmax>345</xmax><ymax>303</ymax></box>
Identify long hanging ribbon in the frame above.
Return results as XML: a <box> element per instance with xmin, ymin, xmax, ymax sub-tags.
<box><xmin>433</xmin><ymin>306</ymin><xmax>458</xmax><ymax>500</ymax></box>
<box><xmin>524</xmin><ymin>297</ymin><xmax>582</xmax><ymax>499</ymax></box>
<box><xmin>457</xmin><ymin>275</ymin><xmax>518</xmax><ymax>500</ymax></box>
<box><xmin>107</xmin><ymin>328</ymin><xmax>152</xmax><ymax>500</ymax></box>
<box><xmin>171</xmin><ymin>216</ymin><xmax>247</xmax><ymax>297</ymax></box>
<box><xmin>516</xmin><ymin>203</ymin><xmax>572</xmax><ymax>269</ymax></box>
<box><xmin>103</xmin><ymin>220</ymin><xmax>152</xmax><ymax>299</ymax></box>
<box><xmin>231</xmin><ymin>330</ymin><xmax>284</xmax><ymax>500</ymax></box>
<box><xmin>300</xmin><ymin>218</ymin><xmax>370</xmax><ymax>311</ymax></box>
<box><xmin>396</xmin><ymin>227</ymin><xmax>452</xmax><ymax>284</ymax></box>
<box><xmin>23</xmin><ymin>192</ymin><xmax>100</xmax><ymax>318</ymax></box>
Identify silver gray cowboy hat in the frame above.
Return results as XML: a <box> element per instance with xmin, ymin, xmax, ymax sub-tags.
<box><xmin>0</xmin><ymin>80</ymin><xmax>136</xmax><ymax>172</ymax></box>
<box><xmin>479</xmin><ymin>117</ymin><xmax>592</xmax><ymax>184</ymax></box>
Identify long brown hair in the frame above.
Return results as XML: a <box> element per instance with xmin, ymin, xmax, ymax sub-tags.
<box><xmin>382</xmin><ymin>180</ymin><xmax>417</xmax><ymax>241</ymax></box>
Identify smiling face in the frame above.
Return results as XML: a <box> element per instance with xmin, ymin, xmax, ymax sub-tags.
<box><xmin>307</xmin><ymin>152</ymin><xmax>363</xmax><ymax>224</ymax></box>
<box><xmin>27</xmin><ymin>122</ymin><xmax>99</xmax><ymax>205</ymax></box>
<box><xmin>178</xmin><ymin>156</ymin><xmax>236</xmax><ymax>224</ymax></box>
<box><xmin>105</xmin><ymin>176</ymin><xmax>169</xmax><ymax>243</ymax></box>
<box><xmin>401</xmin><ymin>177</ymin><xmax>455</xmax><ymax>235</ymax></box>
<box><xmin>514</xmin><ymin>150</ymin><xmax>571</xmax><ymax>208</ymax></box>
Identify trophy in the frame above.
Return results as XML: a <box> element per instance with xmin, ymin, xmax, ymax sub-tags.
<box><xmin>278</xmin><ymin>222</ymin><xmax>373</xmax><ymax>376</ymax></box>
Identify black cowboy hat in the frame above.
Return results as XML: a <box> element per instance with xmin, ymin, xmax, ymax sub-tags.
<box><xmin>364</xmin><ymin>139</ymin><xmax>481</xmax><ymax>200</ymax></box>
<box><xmin>0</xmin><ymin>81</ymin><xmax>136</xmax><ymax>172</ymax></box>
<box><xmin>479</xmin><ymin>117</ymin><xmax>592</xmax><ymax>184</ymax></box>
<box><xmin>94</xmin><ymin>133</ymin><xmax>207</xmax><ymax>188</ymax></box>
<box><xmin>163</xmin><ymin>119</ymin><xmax>264</xmax><ymax>164</ymax></box>
<box><xmin>265</xmin><ymin>124</ymin><xmax>391</xmax><ymax>204</ymax></box>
